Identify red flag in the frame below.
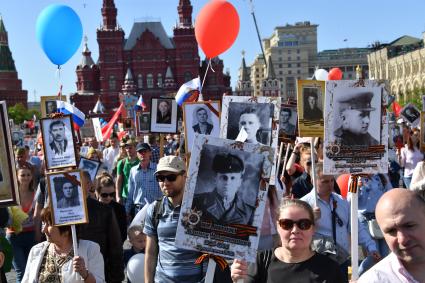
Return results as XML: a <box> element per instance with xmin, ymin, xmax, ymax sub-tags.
<box><xmin>392</xmin><ymin>101</ymin><xmax>402</xmax><ymax>117</ymax></box>
<box><xmin>102</xmin><ymin>103</ymin><xmax>124</xmax><ymax>140</ymax></box>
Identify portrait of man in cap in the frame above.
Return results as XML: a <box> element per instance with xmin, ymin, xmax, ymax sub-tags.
<box><xmin>334</xmin><ymin>91</ymin><xmax>379</xmax><ymax>147</ymax></box>
<box><xmin>192</xmin><ymin>152</ymin><xmax>255</xmax><ymax>225</ymax></box>
<box><xmin>303</xmin><ymin>88</ymin><xmax>323</xmax><ymax>121</ymax></box>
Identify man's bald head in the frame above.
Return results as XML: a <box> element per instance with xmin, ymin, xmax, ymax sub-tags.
<box><xmin>376</xmin><ymin>188</ymin><xmax>425</xmax><ymax>269</ymax></box>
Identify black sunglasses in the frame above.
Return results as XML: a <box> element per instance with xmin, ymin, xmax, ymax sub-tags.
<box><xmin>278</xmin><ymin>218</ymin><xmax>313</xmax><ymax>231</ymax></box>
<box><xmin>156</xmin><ymin>174</ymin><xmax>180</xmax><ymax>182</ymax></box>
<box><xmin>100</xmin><ymin>192</ymin><xmax>115</xmax><ymax>198</ymax></box>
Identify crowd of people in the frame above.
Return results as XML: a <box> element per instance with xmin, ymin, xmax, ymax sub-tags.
<box><xmin>0</xmin><ymin>117</ymin><xmax>424</xmax><ymax>283</ymax></box>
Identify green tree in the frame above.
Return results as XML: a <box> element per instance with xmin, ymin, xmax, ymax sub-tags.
<box><xmin>7</xmin><ymin>103</ymin><xmax>41</xmax><ymax>124</ymax></box>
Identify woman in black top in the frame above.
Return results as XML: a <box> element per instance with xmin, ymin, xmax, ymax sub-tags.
<box><xmin>231</xmin><ymin>199</ymin><xmax>343</xmax><ymax>283</ymax></box>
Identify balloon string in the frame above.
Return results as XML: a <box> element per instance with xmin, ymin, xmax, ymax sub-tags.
<box><xmin>199</xmin><ymin>59</ymin><xmax>213</xmax><ymax>102</ymax></box>
<box><xmin>56</xmin><ymin>65</ymin><xmax>62</xmax><ymax>100</ymax></box>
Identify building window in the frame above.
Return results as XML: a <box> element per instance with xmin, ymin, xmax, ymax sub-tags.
<box><xmin>137</xmin><ymin>74</ymin><xmax>143</xmax><ymax>88</ymax></box>
<box><xmin>288</xmin><ymin>64</ymin><xmax>292</xmax><ymax>68</ymax></box>
<box><xmin>297</xmin><ymin>56</ymin><xmax>300</xmax><ymax>60</ymax></box>
<box><xmin>288</xmin><ymin>57</ymin><xmax>291</xmax><ymax>61</ymax></box>
<box><xmin>279</xmin><ymin>71</ymin><xmax>283</xmax><ymax>75</ymax></box>
<box><xmin>184</xmin><ymin>71</ymin><xmax>192</xmax><ymax>82</ymax></box>
<box><xmin>279</xmin><ymin>57</ymin><xmax>282</xmax><ymax>62</ymax></box>
<box><xmin>147</xmin><ymin>74</ymin><xmax>154</xmax><ymax>88</ymax></box>
<box><xmin>279</xmin><ymin>64</ymin><xmax>282</xmax><ymax>68</ymax></box>
<box><xmin>109</xmin><ymin>75</ymin><xmax>116</xmax><ymax>90</ymax></box>
<box><xmin>297</xmin><ymin>49</ymin><xmax>300</xmax><ymax>54</ymax></box>
<box><xmin>157</xmin><ymin>74</ymin><xmax>163</xmax><ymax>87</ymax></box>
<box><xmin>288</xmin><ymin>70</ymin><xmax>292</xmax><ymax>74</ymax></box>
<box><xmin>297</xmin><ymin>70</ymin><xmax>301</xmax><ymax>74</ymax></box>
<box><xmin>297</xmin><ymin>63</ymin><xmax>301</xmax><ymax>67</ymax></box>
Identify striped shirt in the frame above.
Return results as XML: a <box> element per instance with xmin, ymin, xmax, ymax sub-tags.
<box><xmin>143</xmin><ymin>197</ymin><xmax>205</xmax><ymax>283</ymax></box>
<box><xmin>125</xmin><ymin>162</ymin><xmax>162</xmax><ymax>214</ymax></box>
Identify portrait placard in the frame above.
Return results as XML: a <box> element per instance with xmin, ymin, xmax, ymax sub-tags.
<box><xmin>183</xmin><ymin>101</ymin><xmax>220</xmax><ymax>153</ymax></box>
<box><xmin>150</xmin><ymin>98</ymin><xmax>178</xmax><ymax>133</ymax></box>
<box><xmin>175</xmin><ymin>135</ymin><xmax>274</xmax><ymax>262</ymax></box>
<box><xmin>323</xmin><ymin>80</ymin><xmax>388</xmax><ymax>174</ymax></box>
<box><xmin>297</xmin><ymin>80</ymin><xmax>325</xmax><ymax>137</ymax></box>
<box><xmin>136</xmin><ymin>112</ymin><xmax>150</xmax><ymax>135</ymax></box>
<box><xmin>11</xmin><ymin>131</ymin><xmax>24</xmax><ymax>147</ymax></box>
<box><xmin>46</xmin><ymin>170</ymin><xmax>88</xmax><ymax>226</ymax></box>
<box><xmin>40</xmin><ymin>115</ymin><xmax>77</xmax><ymax>170</ymax></box>
<box><xmin>400</xmin><ymin>103</ymin><xmax>420</xmax><ymax>126</ymax></box>
<box><xmin>279</xmin><ymin>104</ymin><xmax>297</xmax><ymax>137</ymax></box>
<box><xmin>0</xmin><ymin>101</ymin><xmax>20</xmax><ymax>206</ymax></box>
<box><xmin>40</xmin><ymin>95</ymin><xmax>67</xmax><ymax>118</ymax></box>
<box><xmin>220</xmin><ymin>96</ymin><xmax>280</xmax><ymax>184</ymax></box>
<box><xmin>78</xmin><ymin>157</ymin><xmax>101</xmax><ymax>181</ymax></box>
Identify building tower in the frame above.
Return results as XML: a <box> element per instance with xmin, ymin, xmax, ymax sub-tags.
<box><xmin>235</xmin><ymin>51</ymin><xmax>253</xmax><ymax>96</ymax></box>
<box><xmin>261</xmin><ymin>56</ymin><xmax>281</xmax><ymax>97</ymax></box>
<box><xmin>0</xmin><ymin>16</ymin><xmax>27</xmax><ymax>106</ymax></box>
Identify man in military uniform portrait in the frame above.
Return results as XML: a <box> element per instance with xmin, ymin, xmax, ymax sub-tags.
<box><xmin>303</xmin><ymin>88</ymin><xmax>323</xmax><ymax>120</ymax></box>
<box><xmin>192</xmin><ymin>153</ymin><xmax>255</xmax><ymax>225</ymax></box>
<box><xmin>334</xmin><ymin>91</ymin><xmax>379</xmax><ymax>147</ymax></box>
<box><xmin>279</xmin><ymin>107</ymin><xmax>296</xmax><ymax>136</ymax></box>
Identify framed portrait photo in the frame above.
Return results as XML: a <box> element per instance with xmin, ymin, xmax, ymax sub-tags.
<box><xmin>40</xmin><ymin>95</ymin><xmax>67</xmax><ymax>118</ymax></box>
<box><xmin>136</xmin><ymin>112</ymin><xmax>150</xmax><ymax>135</ymax></box>
<box><xmin>175</xmin><ymin>135</ymin><xmax>274</xmax><ymax>262</ymax></box>
<box><xmin>46</xmin><ymin>169</ymin><xmax>88</xmax><ymax>226</ymax></box>
<box><xmin>297</xmin><ymin>79</ymin><xmax>325</xmax><ymax>137</ymax></box>
<box><xmin>0</xmin><ymin>101</ymin><xmax>20</xmax><ymax>206</ymax></box>
<box><xmin>40</xmin><ymin>115</ymin><xmax>77</xmax><ymax>170</ymax></box>
<box><xmin>78</xmin><ymin>157</ymin><xmax>101</xmax><ymax>181</ymax></box>
<box><xmin>183</xmin><ymin>101</ymin><xmax>220</xmax><ymax>153</ymax></box>
<box><xmin>400</xmin><ymin>103</ymin><xmax>420</xmax><ymax>126</ymax></box>
<box><xmin>150</xmin><ymin>98</ymin><xmax>178</xmax><ymax>133</ymax></box>
<box><xmin>323</xmin><ymin>80</ymin><xmax>388</xmax><ymax>175</ymax></box>
<box><xmin>279</xmin><ymin>104</ymin><xmax>297</xmax><ymax>137</ymax></box>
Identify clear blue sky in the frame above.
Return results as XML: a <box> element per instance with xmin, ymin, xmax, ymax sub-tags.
<box><xmin>1</xmin><ymin>0</ymin><xmax>425</xmax><ymax>102</ymax></box>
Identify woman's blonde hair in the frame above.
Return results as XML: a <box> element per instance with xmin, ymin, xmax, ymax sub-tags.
<box><xmin>277</xmin><ymin>198</ymin><xmax>315</xmax><ymax>225</ymax></box>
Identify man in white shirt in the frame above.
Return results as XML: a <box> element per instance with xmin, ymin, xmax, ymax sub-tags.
<box><xmin>103</xmin><ymin>132</ymin><xmax>120</xmax><ymax>174</ymax></box>
<box><xmin>359</xmin><ymin>189</ymin><xmax>425</xmax><ymax>283</ymax></box>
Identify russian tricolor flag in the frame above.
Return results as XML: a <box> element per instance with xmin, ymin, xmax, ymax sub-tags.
<box><xmin>134</xmin><ymin>95</ymin><xmax>146</xmax><ymax>111</ymax></box>
<box><xmin>56</xmin><ymin>101</ymin><xmax>85</xmax><ymax>128</ymax></box>
<box><xmin>175</xmin><ymin>77</ymin><xmax>201</xmax><ymax>106</ymax></box>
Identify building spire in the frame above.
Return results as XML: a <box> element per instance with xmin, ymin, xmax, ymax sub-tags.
<box><xmin>79</xmin><ymin>36</ymin><xmax>95</xmax><ymax>67</ymax></box>
<box><xmin>266</xmin><ymin>56</ymin><xmax>276</xmax><ymax>79</ymax></box>
<box><xmin>0</xmin><ymin>15</ymin><xmax>8</xmax><ymax>45</ymax></box>
<box><xmin>101</xmin><ymin>0</ymin><xmax>117</xmax><ymax>30</ymax></box>
<box><xmin>177</xmin><ymin>0</ymin><xmax>192</xmax><ymax>27</ymax></box>
<box><xmin>239</xmin><ymin>50</ymin><xmax>250</xmax><ymax>81</ymax></box>
<box><xmin>0</xmin><ymin>16</ymin><xmax>15</xmax><ymax>72</ymax></box>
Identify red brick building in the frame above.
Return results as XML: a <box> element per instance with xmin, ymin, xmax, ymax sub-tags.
<box><xmin>0</xmin><ymin>16</ymin><xmax>27</xmax><ymax>107</ymax></box>
<box><xmin>71</xmin><ymin>0</ymin><xmax>231</xmax><ymax>117</ymax></box>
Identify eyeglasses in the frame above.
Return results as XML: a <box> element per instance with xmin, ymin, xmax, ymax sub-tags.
<box><xmin>100</xmin><ymin>192</ymin><xmax>115</xmax><ymax>198</ymax></box>
<box><xmin>156</xmin><ymin>174</ymin><xmax>180</xmax><ymax>182</ymax></box>
<box><xmin>278</xmin><ymin>218</ymin><xmax>313</xmax><ymax>231</ymax></box>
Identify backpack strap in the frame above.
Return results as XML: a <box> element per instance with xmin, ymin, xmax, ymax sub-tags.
<box><xmin>152</xmin><ymin>197</ymin><xmax>165</xmax><ymax>231</ymax></box>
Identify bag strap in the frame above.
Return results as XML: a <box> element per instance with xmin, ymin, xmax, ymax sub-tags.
<box><xmin>153</xmin><ymin>197</ymin><xmax>164</xmax><ymax>231</ymax></box>
<box><xmin>331</xmin><ymin>199</ymin><xmax>337</xmax><ymax>244</ymax></box>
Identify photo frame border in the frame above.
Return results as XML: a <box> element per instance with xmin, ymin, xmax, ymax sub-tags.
<box><xmin>40</xmin><ymin>114</ymin><xmax>78</xmax><ymax>170</ymax></box>
<box><xmin>0</xmin><ymin>101</ymin><xmax>20</xmax><ymax>206</ymax></box>
<box><xmin>183</xmin><ymin>101</ymin><xmax>221</xmax><ymax>154</ymax></box>
<box><xmin>150</xmin><ymin>98</ymin><xmax>178</xmax><ymax>134</ymax></box>
<box><xmin>40</xmin><ymin>95</ymin><xmax>67</xmax><ymax>118</ymax></box>
<box><xmin>135</xmin><ymin>112</ymin><xmax>151</xmax><ymax>135</ymax></box>
<box><xmin>46</xmin><ymin>169</ymin><xmax>89</xmax><ymax>226</ymax></box>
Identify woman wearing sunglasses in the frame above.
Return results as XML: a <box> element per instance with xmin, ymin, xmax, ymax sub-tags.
<box><xmin>230</xmin><ymin>199</ymin><xmax>343</xmax><ymax>282</ymax></box>
<box><xmin>95</xmin><ymin>172</ymin><xmax>127</xmax><ymax>243</ymax></box>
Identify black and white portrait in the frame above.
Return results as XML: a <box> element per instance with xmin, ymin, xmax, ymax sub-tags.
<box><xmin>41</xmin><ymin>115</ymin><xmax>77</xmax><ymax>170</ymax></box>
<box><xmin>183</xmin><ymin>101</ymin><xmax>220</xmax><ymax>153</ymax></box>
<box><xmin>47</xmin><ymin>170</ymin><xmax>88</xmax><ymax>226</ymax></box>
<box><xmin>11</xmin><ymin>131</ymin><xmax>23</xmax><ymax>147</ymax></box>
<box><xmin>175</xmin><ymin>135</ymin><xmax>274</xmax><ymax>262</ymax></box>
<box><xmin>137</xmin><ymin>112</ymin><xmax>150</xmax><ymax>134</ymax></box>
<box><xmin>324</xmin><ymin>80</ymin><xmax>388</xmax><ymax>175</ymax></box>
<box><xmin>150</xmin><ymin>98</ymin><xmax>178</xmax><ymax>133</ymax></box>
<box><xmin>302</xmin><ymin>87</ymin><xmax>323</xmax><ymax>121</ymax></box>
<box><xmin>279</xmin><ymin>105</ymin><xmax>297</xmax><ymax>136</ymax></box>
<box><xmin>0</xmin><ymin>102</ymin><xmax>19</xmax><ymax>206</ymax></box>
<box><xmin>45</xmin><ymin>100</ymin><xmax>57</xmax><ymax>115</ymax></box>
<box><xmin>40</xmin><ymin>96</ymin><xmax>66</xmax><ymax>118</ymax></box>
<box><xmin>226</xmin><ymin>102</ymin><xmax>273</xmax><ymax>145</ymax></box>
<box><xmin>401</xmin><ymin>103</ymin><xmax>420</xmax><ymax>125</ymax></box>
<box><xmin>78</xmin><ymin>157</ymin><xmax>101</xmax><ymax>181</ymax></box>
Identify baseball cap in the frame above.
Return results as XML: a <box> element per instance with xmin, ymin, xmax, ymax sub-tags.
<box><xmin>136</xmin><ymin>142</ymin><xmax>151</xmax><ymax>152</ymax></box>
<box><xmin>155</xmin><ymin>156</ymin><xmax>186</xmax><ymax>174</ymax></box>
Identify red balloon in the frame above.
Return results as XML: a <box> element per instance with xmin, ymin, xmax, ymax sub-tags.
<box><xmin>195</xmin><ymin>0</ymin><xmax>240</xmax><ymax>58</ymax></box>
<box><xmin>336</xmin><ymin>174</ymin><xmax>350</xmax><ymax>199</ymax></box>
<box><xmin>328</xmin><ymin>68</ymin><xmax>343</xmax><ymax>80</ymax></box>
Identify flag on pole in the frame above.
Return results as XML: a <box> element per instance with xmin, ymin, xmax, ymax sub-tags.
<box><xmin>57</xmin><ymin>85</ymin><xmax>63</xmax><ymax>97</ymax></box>
<box><xmin>56</xmin><ymin>100</ymin><xmax>86</xmax><ymax>129</ymax></box>
<box><xmin>392</xmin><ymin>101</ymin><xmax>402</xmax><ymax>117</ymax></box>
<box><xmin>134</xmin><ymin>95</ymin><xmax>147</xmax><ymax>111</ymax></box>
<box><xmin>101</xmin><ymin>103</ymin><xmax>124</xmax><ymax>141</ymax></box>
<box><xmin>93</xmin><ymin>99</ymin><xmax>105</xmax><ymax>114</ymax></box>
<box><xmin>175</xmin><ymin>77</ymin><xmax>201</xmax><ymax>106</ymax></box>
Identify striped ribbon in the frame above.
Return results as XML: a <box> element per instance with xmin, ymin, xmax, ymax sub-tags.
<box><xmin>195</xmin><ymin>254</ymin><xmax>228</xmax><ymax>271</ymax></box>
<box><xmin>348</xmin><ymin>174</ymin><xmax>370</xmax><ymax>194</ymax></box>
<box><xmin>204</xmin><ymin>102</ymin><xmax>219</xmax><ymax>117</ymax></box>
<box><xmin>63</xmin><ymin>172</ymin><xmax>81</xmax><ymax>187</ymax></box>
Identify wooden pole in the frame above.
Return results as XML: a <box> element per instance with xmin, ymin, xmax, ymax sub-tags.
<box><xmin>350</xmin><ymin>176</ymin><xmax>359</xmax><ymax>281</ymax></box>
<box><xmin>205</xmin><ymin>258</ymin><xmax>216</xmax><ymax>283</ymax></box>
<box><xmin>310</xmin><ymin>137</ymin><xmax>318</xmax><ymax>207</ymax></box>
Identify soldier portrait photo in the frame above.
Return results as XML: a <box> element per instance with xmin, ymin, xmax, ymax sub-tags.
<box><xmin>401</xmin><ymin>103</ymin><xmax>420</xmax><ymax>125</ymax></box>
<box><xmin>333</xmin><ymin>90</ymin><xmax>381</xmax><ymax>147</ymax></box>
<box><xmin>191</xmin><ymin>144</ymin><xmax>263</xmax><ymax>226</ymax></box>
<box><xmin>47</xmin><ymin>170</ymin><xmax>88</xmax><ymax>226</ymax></box>
<box><xmin>183</xmin><ymin>101</ymin><xmax>220</xmax><ymax>153</ymax></box>
<box><xmin>78</xmin><ymin>157</ymin><xmax>101</xmax><ymax>181</ymax></box>
<box><xmin>150</xmin><ymin>98</ymin><xmax>178</xmax><ymax>133</ymax></box>
<box><xmin>303</xmin><ymin>87</ymin><xmax>323</xmax><ymax>121</ymax></box>
<box><xmin>279</xmin><ymin>105</ymin><xmax>297</xmax><ymax>136</ymax></box>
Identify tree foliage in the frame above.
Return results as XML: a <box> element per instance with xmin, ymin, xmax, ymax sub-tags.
<box><xmin>7</xmin><ymin>103</ymin><xmax>41</xmax><ymax>124</ymax></box>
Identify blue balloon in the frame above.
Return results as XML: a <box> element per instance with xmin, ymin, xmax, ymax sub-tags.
<box><xmin>36</xmin><ymin>4</ymin><xmax>83</xmax><ymax>66</ymax></box>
